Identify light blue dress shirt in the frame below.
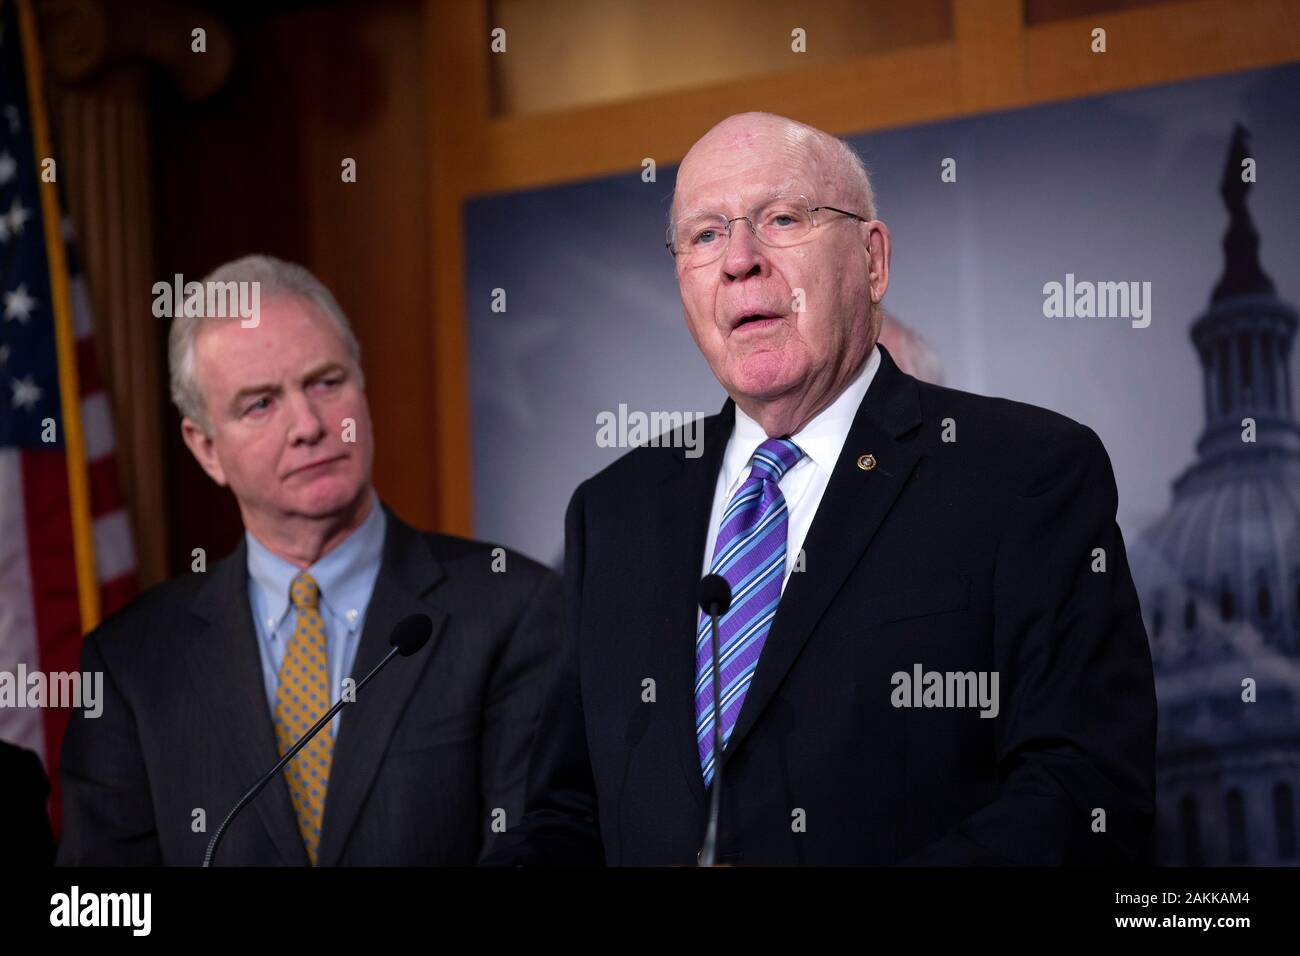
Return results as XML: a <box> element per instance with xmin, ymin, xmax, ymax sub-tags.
<box><xmin>246</xmin><ymin>495</ymin><xmax>387</xmax><ymax>737</ymax></box>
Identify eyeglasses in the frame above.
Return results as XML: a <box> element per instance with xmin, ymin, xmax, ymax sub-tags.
<box><xmin>666</xmin><ymin>195</ymin><xmax>867</xmax><ymax>266</ymax></box>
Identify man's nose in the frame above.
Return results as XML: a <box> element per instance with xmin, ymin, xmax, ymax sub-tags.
<box><xmin>721</xmin><ymin>219</ymin><xmax>766</xmax><ymax>281</ymax></box>
<box><xmin>285</xmin><ymin>391</ymin><xmax>327</xmax><ymax>444</ymax></box>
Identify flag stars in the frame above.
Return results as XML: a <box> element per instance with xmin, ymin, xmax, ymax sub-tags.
<box><xmin>6</xmin><ymin>197</ymin><xmax>30</xmax><ymax>236</ymax></box>
<box><xmin>4</xmin><ymin>283</ymin><xmax>37</xmax><ymax>322</ymax></box>
<box><xmin>11</xmin><ymin>374</ymin><xmax>42</xmax><ymax>410</ymax></box>
<box><xmin>3</xmin><ymin>105</ymin><xmax>18</xmax><ymax>135</ymax></box>
<box><xmin>0</xmin><ymin>343</ymin><xmax>9</xmax><ymax>366</ymax></box>
<box><xmin>0</xmin><ymin>150</ymin><xmax>15</xmax><ymax>186</ymax></box>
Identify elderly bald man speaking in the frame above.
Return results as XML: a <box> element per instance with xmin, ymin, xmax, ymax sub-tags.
<box><xmin>490</xmin><ymin>112</ymin><xmax>1156</xmax><ymax>866</ymax></box>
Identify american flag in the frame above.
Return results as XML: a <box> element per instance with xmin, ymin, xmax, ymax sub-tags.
<box><xmin>0</xmin><ymin>0</ymin><xmax>137</xmax><ymax>830</ymax></box>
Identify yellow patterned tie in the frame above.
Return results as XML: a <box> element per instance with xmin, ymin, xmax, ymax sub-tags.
<box><xmin>273</xmin><ymin>571</ymin><xmax>334</xmax><ymax>865</ymax></box>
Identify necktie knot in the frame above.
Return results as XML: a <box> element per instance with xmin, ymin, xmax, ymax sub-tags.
<box><xmin>290</xmin><ymin>571</ymin><xmax>321</xmax><ymax>610</ymax></box>
<box><xmin>749</xmin><ymin>437</ymin><xmax>803</xmax><ymax>484</ymax></box>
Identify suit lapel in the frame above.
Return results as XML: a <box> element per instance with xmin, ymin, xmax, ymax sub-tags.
<box><xmin>315</xmin><ymin>510</ymin><xmax>448</xmax><ymax>866</ymax></box>
<box><xmin>723</xmin><ymin>344</ymin><xmax>925</xmax><ymax>761</ymax></box>
<box><xmin>647</xmin><ymin>402</ymin><xmax>734</xmax><ymax>809</ymax></box>
<box><xmin>184</xmin><ymin>542</ymin><xmax>309</xmax><ymax>866</ymax></box>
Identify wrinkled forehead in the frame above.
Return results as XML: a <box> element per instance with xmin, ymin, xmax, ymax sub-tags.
<box><xmin>192</xmin><ymin>295</ymin><xmax>347</xmax><ymax>374</ymax></box>
<box><xmin>674</xmin><ymin>125</ymin><xmax>826</xmax><ymax>220</ymax></box>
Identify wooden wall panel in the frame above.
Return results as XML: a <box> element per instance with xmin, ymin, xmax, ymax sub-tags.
<box><xmin>488</xmin><ymin>0</ymin><xmax>953</xmax><ymax>116</ymax></box>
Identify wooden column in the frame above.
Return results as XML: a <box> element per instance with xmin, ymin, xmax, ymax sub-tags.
<box><xmin>426</xmin><ymin>0</ymin><xmax>489</xmax><ymax>536</ymax></box>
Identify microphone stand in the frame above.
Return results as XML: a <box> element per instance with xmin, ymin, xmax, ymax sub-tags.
<box><xmin>202</xmin><ymin>643</ymin><xmax>405</xmax><ymax>867</ymax></box>
<box><xmin>698</xmin><ymin>600</ymin><xmax>724</xmax><ymax>867</ymax></box>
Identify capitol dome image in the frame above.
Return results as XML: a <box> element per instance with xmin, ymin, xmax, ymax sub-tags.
<box><xmin>1129</xmin><ymin>124</ymin><xmax>1300</xmax><ymax>866</ymax></box>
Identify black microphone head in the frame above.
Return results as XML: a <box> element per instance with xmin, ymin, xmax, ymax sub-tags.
<box><xmin>698</xmin><ymin>574</ymin><xmax>732</xmax><ymax>615</ymax></box>
<box><xmin>390</xmin><ymin>613</ymin><xmax>433</xmax><ymax>656</ymax></box>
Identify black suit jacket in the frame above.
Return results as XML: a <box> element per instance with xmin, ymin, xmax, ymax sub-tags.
<box><xmin>57</xmin><ymin>506</ymin><xmax>562</xmax><ymax>865</ymax></box>
<box><xmin>490</xmin><ymin>344</ymin><xmax>1157</xmax><ymax>866</ymax></box>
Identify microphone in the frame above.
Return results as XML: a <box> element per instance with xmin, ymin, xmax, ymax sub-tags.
<box><xmin>202</xmin><ymin>612</ymin><xmax>434</xmax><ymax>866</ymax></box>
<box><xmin>696</xmin><ymin>573</ymin><xmax>731</xmax><ymax>867</ymax></box>
<box><xmin>698</xmin><ymin>574</ymin><xmax>732</xmax><ymax>617</ymax></box>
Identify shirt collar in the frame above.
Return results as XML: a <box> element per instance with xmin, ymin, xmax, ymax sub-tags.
<box><xmin>722</xmin><ymin>343</ymin><xmax>880</xmax><ymax>495</ymax></box>
<box><xmin>246</xmin><ymin>492</ymin><xmax>387</xmax><ymax>631</ymax></box>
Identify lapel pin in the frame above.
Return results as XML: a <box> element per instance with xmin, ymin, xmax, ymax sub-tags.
<box><xmin>857</xmin><ymin>453</ymin><xmax>877</xmax><ymax>471</ymax></box>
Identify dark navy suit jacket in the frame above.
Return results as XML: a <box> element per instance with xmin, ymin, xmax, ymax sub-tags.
<box><xmin>490</xmin><ymin>343</ymin><xmax>1156</xmax><ymax>866</ymax></box>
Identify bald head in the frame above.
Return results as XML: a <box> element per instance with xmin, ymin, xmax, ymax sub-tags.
<box><xmin>671</xmin><ymin>112</ymin><xmax>875</xmax><ymax>228</ymax></box>
<box><xmin>668</xmin><ymin>111</ymin><xmax>892</xmax><ymax>440</ymax></box>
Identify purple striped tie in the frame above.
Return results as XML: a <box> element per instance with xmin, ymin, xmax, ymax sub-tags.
<box><xmin>695</xmin><ymin>436</ymin><xmax>803</xmax><ymax>787</ymax></box>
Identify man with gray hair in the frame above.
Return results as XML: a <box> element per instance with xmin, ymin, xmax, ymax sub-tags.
<box><xmin>58</xmin><ymin>255</ymin><xmax>562</xmax><ymax>866</ymax></box>
<box><xmin>490</xmin><ymin>112</ymin><xmax>1155</xmax><ymax>866</ymax></box>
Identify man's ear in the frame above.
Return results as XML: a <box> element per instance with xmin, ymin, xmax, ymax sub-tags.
<box><xmin>180</xmin><ymin>417</ymin><xmax>228</xmax><ymax>487</ymax></box>
<box><xmin>863</xmin><ymin>219</ymin><xmax>891</xmax><ymax>304</ymax></box>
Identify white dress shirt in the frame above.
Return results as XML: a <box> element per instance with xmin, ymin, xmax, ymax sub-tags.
<box><xmin>701</xmin><ymin>344</ymin><xmax>881</xmax><ymax>593</ymax></box>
